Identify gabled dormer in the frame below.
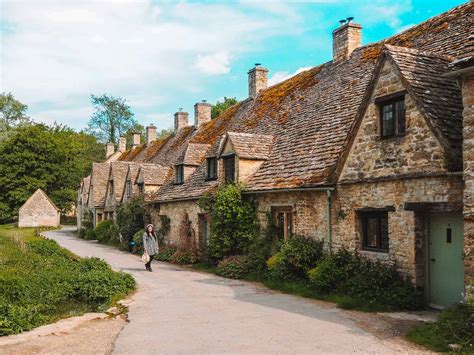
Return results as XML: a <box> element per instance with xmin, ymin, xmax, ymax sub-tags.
<box><xmin>105</xmin><ymin>161</ymin><xmax>129</xmax><ymax>210</ymax></box>
<box><xmin>217</xmin><ymin>132</ymin><xmax>274</xmax><ymax>183</ymax></box>
<box><xmin>174</xmin><ymin>143</ymin><xmax>211</xmax><ymax>184</ymax></box>
<box><xmin>136</xmin><ymin>164</ymin><xmax>169</xmax><ymax>199</ymax></box>
<box><xmin>339</xmin><ymin>45</ymin><xmax>463</xmax><ymax>183</ymax></box>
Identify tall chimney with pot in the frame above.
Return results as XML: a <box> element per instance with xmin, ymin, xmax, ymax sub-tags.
<box><xmin>174</xmin><ymin>110</ymin><xmax>189</xmax><ymax>132</ymax></box>
<box><xmin>146</xmin><ymin>124</ymin><xmax>157</xmax><ymax>146</ymax></box>
<box><xmin>332</xmin><ymin>17</ymin><xmax>362</xmax><ymax>63</ymax></box>
<box><xmin>132</xmin><ymin>132</ymin><xmax>141</xmax><ymax>147</ymax></box>
<box><xmin>106</xmin><ymin>142</ymin><xmax>115</xmax><ymax>159</ymax></box>
<box><xmin>194</xmin><ymin>100</ymin><xmax>212</xmax><ymax>128</ymax></box>
<box><xmin>248</xmin><ymin>63</ymin><xmax>268</xmax><ymax>99</ymax></box>
<box><xmin>118</xmin><ymin>137</ymin><xmax>126</xmax><ymax>152</ymax></box>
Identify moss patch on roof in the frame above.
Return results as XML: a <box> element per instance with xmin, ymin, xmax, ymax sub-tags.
<box><xmin>146</xmin><ymin>137</ymin><xmax>170</xmax><ymax>161</ymax></box>
<box><xmin>123</xmin><ymin>145</ymin><xmax>145</xmax><ymax>161</ymax></box>
<box><xmin>191</xmin><ymin>102</ymin><xmax>242</xmax><ymax>144</ymax></box>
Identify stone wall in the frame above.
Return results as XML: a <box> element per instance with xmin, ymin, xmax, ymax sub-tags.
<box><xmin>151</xmin><ymin>199</ymin><xmax>201</xmax><ymax>245</ymax></box>
<box><xmin>333</xmin><ymin>175</ymin><xmax>464</xmax><ymax>285</ymax></box>
<box><xmin>255</xmin><ymin>191</ymin><xmax>328</xmax><ymax>241</ymax></box>
<box><xmin>18</xmin><ymin>192</ymin><xmax>60</xmax><ymax>228</ymax></box>
<box><xmin>340</xmin><ymin>60</ymin><xmax>448</xmax><ymax>182</ymax></box>
<box><xmin>462</xmin><ymin>74</ymin><xmax>474</xmax><ymax>297</ymax></box>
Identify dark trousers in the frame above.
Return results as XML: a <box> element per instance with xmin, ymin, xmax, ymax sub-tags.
<box><xmin>145</xmin><ymin>254</ymin><xmax>155</xmax><ymax>269</ymax></box>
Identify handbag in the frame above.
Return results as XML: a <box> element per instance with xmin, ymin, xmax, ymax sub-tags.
<box><xmin>142</xmin><ymin>251</ymin><xmax>150</xmax><ymax>263</ymax></box>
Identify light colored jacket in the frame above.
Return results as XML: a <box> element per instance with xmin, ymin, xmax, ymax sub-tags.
<box><xmin>143</xmin><ymin>232</ymin><xmax>159</xmax><ymax>255</ymax></box>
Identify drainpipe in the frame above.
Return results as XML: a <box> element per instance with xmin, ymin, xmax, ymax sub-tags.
<box><xmin>326</xmin><ymin>189</ymin><xmax>332</xmax><ymax>252</ymax></box>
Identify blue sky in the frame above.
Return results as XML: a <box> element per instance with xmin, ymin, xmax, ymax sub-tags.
<box><xmin>1</xmin><ymin>0</ymin><xmax>466</xmax><ymax>132</ymax></box>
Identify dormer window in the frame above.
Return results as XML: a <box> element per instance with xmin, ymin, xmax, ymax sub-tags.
<box><xmin>206</xmin><ymin>157</ymin><xmax>217</xmax><ymax>180</ymax></box>
<box><xmin>109</xmin><ymin>181</ymin><xmax>114</xmax><ymax>195</ymax></box>
<box><xmin>223</xmin><ymin>155</ymin><xmax>235</xmax><ymax>183</ymax></box>
<box><xmin>138</xmin><ymin>182</ymin><xmax>144</xmax><ymax>194</ymax></box>
<box><xmin>175</xmin><ymin>164</ymin><xmax>184</xmax><ymax>184</ymax></box>
<box><xmin>126</xmin><ymin>181</ymin><xmax>132</xmax><ymax>198</ymax></box>
<box><xmin>376</xmin><ymin>92</ymin><xmax>406</xmax><ymax>139</ymax></box>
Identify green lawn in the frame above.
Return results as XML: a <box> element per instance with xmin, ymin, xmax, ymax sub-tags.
<box><xmin>0</xmin><ymin>225</ymin><xmax>135</xmax><ymax>336</ymax></box>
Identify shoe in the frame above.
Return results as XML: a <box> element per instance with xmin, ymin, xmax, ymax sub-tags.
<box><xmin>145</xmin><ymin>266</ymin><xmax>150</xmax><ymax>271</ymax></box>
<box><xmin>148</xmin><ymin>267</ymin><xmax>153</xmax><ymax>272</ymax></box>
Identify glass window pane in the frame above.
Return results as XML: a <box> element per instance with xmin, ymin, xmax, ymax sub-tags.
<box><xmin>365</xmin><ymin>217</ymin><xmax>378</xmax><ymax>247</ymax></box>
<box><xmin>276</xmin><ymin>212</ymin><xmax>284</xmax><ymax>238</ymax></box>
<box><xmin>382</xmin><ymin>104</ymin><xmax>394</xmax><ymax>136</ymax></box>
<box><xmin>286</xmin><ymin>212</ymin><xmax>293</xmax><ymax>237</ymax></box>
<box><xmin>395</xmin><ymin>100</ymin><xmax>405</xmax><ymax>134</ymax></box>
<box><xmin>380</xmin><ymin>216</ymin><xmax>389</xmax><ymax>250</ymax></box>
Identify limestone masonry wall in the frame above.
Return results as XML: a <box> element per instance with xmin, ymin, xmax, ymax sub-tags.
<box><xmin>340</xmin><ymin>60</ymin><xmax>448</xmax><ymax>182</ymax></box>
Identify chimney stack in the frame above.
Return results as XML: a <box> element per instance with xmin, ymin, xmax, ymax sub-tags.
<box><xmin>118</xmin><ymin>137</ymin><xmax>126</xmax><ymax>152</ymax></box>
<box><xmin>333</xmin><ymin>18</ymin><xmax>362</xmax><ymax>63</ymax></box>
<box><xmin>146</xmin><ymin>124</ymin><xmax>157</xmax><ymax>146</ymax></box>
<box><xmin>248</xmin><ymin>63</ymin><xmax>268</xmax><ymax>99</ymax></box>
<box><xmin>194</xmin><ymin>100</ymin><xmax>212</xmax><ymax>128</ymax></box>
<box><xmin>132</xmin><ymin>132</ymin><xmax>141</xmax><ymax>147</ymax></box>
<box><xmin>106</xmin><ymin>142</ymin><xmax>115</xmax><ymax>159</ymax></box>
<box><xmin>174</xmin><ymin>110</ymin><xmax>189</xmax><ymax>132</ymax></box>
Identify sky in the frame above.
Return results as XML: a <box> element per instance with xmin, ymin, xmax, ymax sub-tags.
<box><xmin>0</xmin><ymin>0</ymin><xmax>467</xmax><ymax>132</ymax></box>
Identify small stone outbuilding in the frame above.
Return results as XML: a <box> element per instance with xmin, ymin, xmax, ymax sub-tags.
<box><xmin>18</xmin><ymin>189</ymin><xmax>60</xmax><ymax>228</ymax></box>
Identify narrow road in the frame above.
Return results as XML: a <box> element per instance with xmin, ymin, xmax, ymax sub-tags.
<box><xmin>46</xmin><ymin>227</ymin><xmax>422</xmax><ymax>354</ymax></box>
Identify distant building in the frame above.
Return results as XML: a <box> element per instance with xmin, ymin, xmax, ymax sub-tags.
<box><xmin>18</xmin><ymin>189</ymin><xmax>60</xmax><ymax>228</ymax></box>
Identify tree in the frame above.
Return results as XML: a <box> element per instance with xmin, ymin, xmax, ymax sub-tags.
<box><xmin>0</xmin><ymin>124</ymin><xmax>103</xmax><ymax>222</ymax></box>
<box><xmin>211</xmin><ymin>97</ymin><xmax>238</xmax><ymax>119</ymax></box>
<box><xmin>86</xmin><ymin>94</ymin><xmax>136</xmax><ymax>144</ymax></box>
<box><xmin>157</xmin><ymin>127</ymin><xmax>173</xmax><ymax>140</ymax></box>
<box><xmin>0</xmin><ymin>93</ymin><xmax>30</xmax><ymax>143</ymax></box>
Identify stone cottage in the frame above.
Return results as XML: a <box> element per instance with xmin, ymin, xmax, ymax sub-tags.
<box><xmin>78</xmin><ymin>2</ymin><xmax>473</xmax><ymax>308</ymax></box>
<box><xmin>18</xmin><ymin>189</ymin><xmax>60</xmax><ymax>228</ymax></box>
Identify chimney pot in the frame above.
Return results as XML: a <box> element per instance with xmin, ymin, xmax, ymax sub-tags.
<box><xmin>174</xmin><ymin>111</ymin><xmax>189</xmax><ymax>132</ymax></box>
<box><xmin>132</xmin><ymin>132</ymin><xmax>141</xmax><ymax>147</ymax></box>
<box><xmin>106</xmin><ymin>142</ymin><xmax>115</xmax><ymax>159</ymax></box>
<box><xmin>332</xmin><ymin>21</ymin><xmax>362</xmax><ymax>63</ymax></box>
<box><xmin>146</xmin><ymin>124</ymin><xmax>157</xmax><ymax>146</ymax></box>
<box><xmin>248</xmin><ymin>64</ymin><xmax>268</xmax><ymax>99</ymax></box>
<box><xmin>118</xmin><ymin>137</ymin><xmax>126</xmax><ymax>152</ymax></box>
<box><xmin>194</xmin><ymin>101</ymin><xmax>212</xmax><ymax>128</ymax></box>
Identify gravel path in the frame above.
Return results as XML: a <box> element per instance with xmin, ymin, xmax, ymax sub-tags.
<box><xmin>44</xmin><ymin>226</ymin><xmax>428</xmax><ymax>354</ymax></box>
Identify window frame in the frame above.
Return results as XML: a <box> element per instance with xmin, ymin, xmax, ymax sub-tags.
<box><xmin>126</xmin><ymin>180</ymin><xmax>132</xmax><ymax>198</ymax></box>
<box><xmin>138</xmin><ymin>182</ymin><xmax>144</xmax><ymax>194</ymax></box>
<box><xmin>223</xmin><ymin>154</ymin><xmax>236</xmax><ymax>183</ymax></box>
<box><xmin>272</xmin><ymin>206</ymin><xmax>294</xmax><ymax>240</ymax></box>
<box><xmin>376</xmin><ymin>91</ymin><xmax>406</xmax><ymax>139</ymax></box>
<box><xmin>175</xmin><ymin>164</ymin><xmax>184</xmax><ymax>184</ymax></box>
<box><xmin>206</xmin><ymin>157</ymin><xmax>218</xmax><ymax>181</ymax></box>
<box><xmin>359</xmin><ymin>211</ymin><xmax>389</xmax><ymax>253</ymax></box>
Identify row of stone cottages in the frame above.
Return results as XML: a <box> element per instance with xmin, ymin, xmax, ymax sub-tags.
<box><xmin>78</xmin><ymin>2</ymin><xmax>473</xmax><ymax>309</ymax></box>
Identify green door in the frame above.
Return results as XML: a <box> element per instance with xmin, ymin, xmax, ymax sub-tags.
<box><xmin>428</xmin><ymin>213</ymin><xmax>464</xmax><ymax>309</ymax></box>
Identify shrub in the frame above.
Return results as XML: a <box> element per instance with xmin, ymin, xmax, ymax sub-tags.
<box><xmin>267</xmin><ymin>236</ymin><xmax>324</xmax><ymax>280</ymax></box>
<box><xmin>170</xmin><ymin>250</ymin><xmax>198</xmax><ymax>264</ymax></box>
<box><xmin>94</xmin><ymin>220</ymin><xmax>120</xmax><ymax>245</ymax></box>
<box><xmin>216</xmin><ymin>255</ymin><xmax>253</xmax><ymax>279</ymax></box>
<box><xmin>156</xmin><ymin>246</ymin><xmax>177</xmax><ymax>261</ymax></box>
<box><xmin>131</xmin><ymin>229</ymin><xmax>145</xmax><ymax>254</ymax></box>
<box><xmin>308</xmin><ymin>249</ymin><xmax>423</xmax><ymax>310</ymax></box>
<box><xmin>435</xmin><ymin>303</ymin><xmax>474</xmax><ymax>349</ymax></box>
<box><xmin>199</xmin><ymin>184</ymin><xmax>259</xmax><ymax>261</ymax></box>
<box><xmin>116</xmin><ymin>197</ymin><xmax>146</xmax><ymax>243</ymax></box>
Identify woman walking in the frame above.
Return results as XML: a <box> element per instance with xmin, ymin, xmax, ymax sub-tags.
<box><xmin>143</xmin><ymin>224</ymin><xmax>159</xmax><ymax>272</ymax></box>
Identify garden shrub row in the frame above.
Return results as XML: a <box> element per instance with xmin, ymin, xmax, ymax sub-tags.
<box><xmin>0</xmin><ymin>227</ymin><xmax>135</xmax><ymax>335</ymax></box>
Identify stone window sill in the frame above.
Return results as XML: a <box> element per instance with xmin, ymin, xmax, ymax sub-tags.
<box><xmin>359</xmin><ymin>249</ymin><xmax>390</xmax><ymax>261</ymax></box>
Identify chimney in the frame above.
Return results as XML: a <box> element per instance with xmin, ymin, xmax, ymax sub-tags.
<box><xmin>132</xmin><ymin>132</ymin><xmax>141</xmax><ymax>147</ymax></box>
<box><xmin>194</xmin><ymin>100</ymin><xmax>212</xmax><ymax>128</ymax></box>
<box><xmin>106</xmin><ymin>142</ymin><xmax>115</xmax><ymax>159</ymax></box>
<box><xmin>332</xmin><ymin>17</ymin><xmax>362</xmax><ymax>63</ymax></box>
<box><xmin>146</xmin><ymin>124</ymin><xmax>157</xmax><ymax>146</ymax></box>
<box><xmin>248</xmin><ymin>63</ymin><xmax>268</xmax><ymax>99</ymax></box>
<box><xmin>118</xmin><ymin>137</ymin><xmax>126</xmax><ymax>152</ymax></box>
<box><xmin>174</xmin><ymin>110</ymin><xmax>189</xmax><ymax>132</ymax></box>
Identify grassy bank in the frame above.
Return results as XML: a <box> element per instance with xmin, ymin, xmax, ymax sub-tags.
<box><xmin>0</xmin><ymin>225</ymin><xmax>135</xmax><ymax>336</ymax></box>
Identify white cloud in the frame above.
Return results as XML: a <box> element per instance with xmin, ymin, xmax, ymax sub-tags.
<box><xmin>194</xmin><ymin>52</ymin><xmax>231</xmax><ymax>75</ymax></box>
<box><xmin>1</xmin><ymin>0</ymin><xmax>297</xmax><ymax>129</ymax></box>
<box><xmin>268</xmin><ymin>66</ymin><xmax>312</xmax><ymax>86</ymax></box>
<box><xmin>360</xmin><ymin>1</ymin><xmax>413</xmax><ymax>30</ymax></box>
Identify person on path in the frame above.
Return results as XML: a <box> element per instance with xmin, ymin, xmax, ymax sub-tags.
<box><xmin>143</xmin><ymin>224</ymin><xmax>159</xmax><ymax>272</ymax></box>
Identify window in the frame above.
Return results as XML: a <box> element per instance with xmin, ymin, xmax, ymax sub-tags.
<box><xmin>377</xmin><ymin>93</ymin><xmax>406</xmax><ymax>138</ymax></box>
<box><xmin>360</xmin><ymin>212</ymin><xmax>389</xmax><ymax>252</ymax></box>
<box><xmin>109</xmin><ymin>181</ymin><xmax>114</xmax><ymax>195</ymax></box>
<box><xmin>223</xmin><ymin>155</ymin><xmax>235</xmax><ymax>183</ymax></box>
<box><xmin>126</xmin><ymin>181</ymin><xmax>132</xmax><ymax>198</ymax></box>
<box><xmin>272</xmin><ymin>206</ymin><xmax>293</xmax><ymax>240</ymax></box>
<box><xmin>206</xmin><ymin>157</ymin><xmax>217</xmax><ymax>180</ymax></box>
<box><xmin>175</xmin><ymin>164</ymin><xmax>184</xmax><ymax>184</ymax></box>
<box><xmin>138</xmin><ymin>183</ymin><xmax>144</xmax><ymax>194</ymax></box>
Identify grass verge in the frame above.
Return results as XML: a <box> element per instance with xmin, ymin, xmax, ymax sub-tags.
<box><xmin>0</xmin><ymin>225</ymin><xmax>135</xmax><ymax>336</ymax></box>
